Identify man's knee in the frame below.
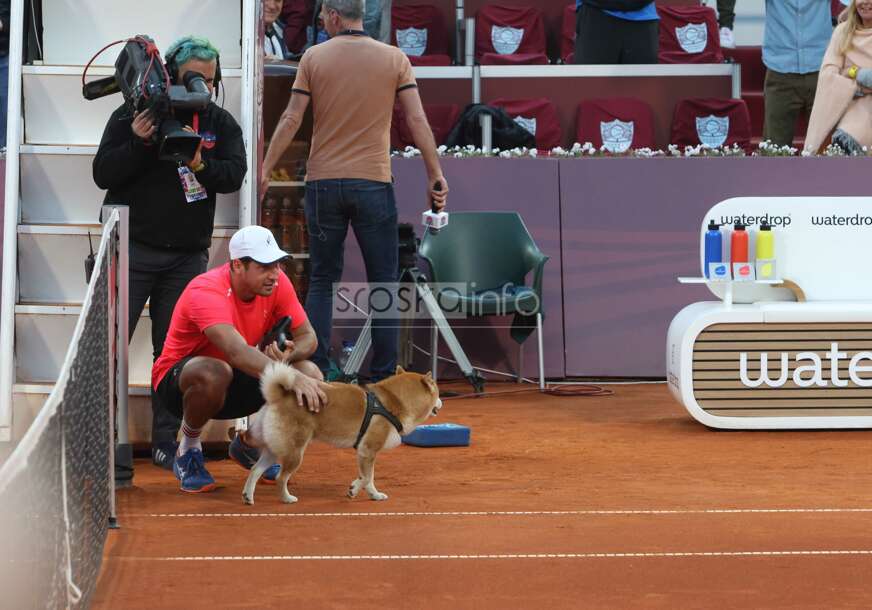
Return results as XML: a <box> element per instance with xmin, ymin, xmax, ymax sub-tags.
<box><xmin>180</xmin><ymin>358</ymin><xmax>233</xmax><ymax>399</ymax></box>
<box><xmin>293</xmin><ymin>359</ymin><xmax>324</xmax><ymax>380</ymax></box>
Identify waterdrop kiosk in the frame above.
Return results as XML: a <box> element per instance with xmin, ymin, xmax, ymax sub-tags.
<box><xmin>667</xmin><ymin>197</ymin><xmax>872</xmax><ymax>430</ymax></box>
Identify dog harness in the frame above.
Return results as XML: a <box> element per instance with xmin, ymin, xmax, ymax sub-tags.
<box><xmin>353</xmin><ymin>392</ymin><xmax>404</xmax><ymax>449</ymax></box>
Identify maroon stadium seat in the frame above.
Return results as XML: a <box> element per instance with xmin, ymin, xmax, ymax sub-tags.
<box><xmin>657</xmin><ymin>5</ymin><xmax>723</xmax><ymax>64</ymax></box>
<box><xmin>671</xmin><ymin>98</ymin><xmax>752</xmax><ymax>151</ymax></box>
<box><xmin>475</xmin><ymin>5</ymin><xmax>548</xmax><ymax>66</ymax></box>
<box><xmin>392</xmin><ymin>103</ymin><xmax>462</xmax><ymax>148</ymax></box>
<box><xmin>561</xmin><ymin>4</ymin><xmax>576</xmax><ymax>64</ymax></box>
<box><xmin>489</xmin><ymin>97</ymin><xmax>562</xmax><ymax>150</ymax></box>
<box><xmin>392</xmin><ymin>4</ymin><xmax>452</xmax><ymax>66</ymax></box>
<box><xmin>576</xmin><ymin>98</ymin><xmax>656</xmax><ymax>153</ymax></box>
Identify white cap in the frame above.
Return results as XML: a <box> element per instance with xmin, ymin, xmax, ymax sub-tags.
<box><xmin>228</xmin><ymin>225</ymin><xmax>288</xmax><ymax>263</ymax></box>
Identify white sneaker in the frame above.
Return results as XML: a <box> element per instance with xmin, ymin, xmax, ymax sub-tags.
<box><xmin>719</xmin><ymin>27</ymin><xmax>736</xmax><ymax>49</ymax></box>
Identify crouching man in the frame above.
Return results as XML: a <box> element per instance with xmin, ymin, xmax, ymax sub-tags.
<box><xmin>151</xmin><ymin>225</ymin><xmax>329</xmax><ymax>493</ymax></box>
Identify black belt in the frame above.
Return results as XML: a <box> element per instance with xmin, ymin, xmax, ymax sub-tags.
<box><xmin>353</xmin><ymin>391</ymin><xmax>404</xmax><ymax>449</ymax></box>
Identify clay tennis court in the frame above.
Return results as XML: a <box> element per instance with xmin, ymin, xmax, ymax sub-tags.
<box><xmin>92</xmin><ymin>382</ymin><xmax>872</xmax><ymax>609</ymax></box>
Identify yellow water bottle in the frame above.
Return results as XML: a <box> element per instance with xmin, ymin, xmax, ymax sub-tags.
<box><xmin>756</xmin><ymin>222</ymin><xmax>774</xmax><ymax>278</ymax></box>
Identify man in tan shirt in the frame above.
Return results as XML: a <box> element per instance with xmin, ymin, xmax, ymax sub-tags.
<box><xmin>262</xmin><ymin>0</ymin><xmax>448</xmax><ymax>381</ymax></box>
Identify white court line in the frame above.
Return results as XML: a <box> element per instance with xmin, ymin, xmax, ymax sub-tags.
<box><xmin>130</xmin><ymin>550</ymin><xmax>872</xmax><ymax>561</ymax></box>
<box><xmin>132</xmin><ymin>508</ymin><xmax>872</xmax><ymax>519</ymax></box>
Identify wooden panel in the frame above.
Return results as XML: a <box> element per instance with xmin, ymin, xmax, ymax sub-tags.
<box><xmin>693</xmin><ymin>321</ymin><xmax>872</xmax><ymax>417</ymax></box>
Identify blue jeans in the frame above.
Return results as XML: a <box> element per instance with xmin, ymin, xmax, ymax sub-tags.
<box><xmin>304</xmin><ymin>179</ymin><xmax>399</xmax><ymax>380</ymax></box>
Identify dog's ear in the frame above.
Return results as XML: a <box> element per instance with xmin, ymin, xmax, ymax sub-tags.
<box><xmin>395</xmin><ymin>365</ymin><xmax>406</xmax><ymax>375</ymax></box>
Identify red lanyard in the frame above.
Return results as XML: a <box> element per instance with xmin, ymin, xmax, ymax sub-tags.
<box><xmin>192</xmin><ymin>112</ymin><xmax>200</xmax><ymax>134</ymax></box>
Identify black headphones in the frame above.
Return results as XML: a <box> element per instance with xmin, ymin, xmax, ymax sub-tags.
<box><xmin>164</xmin><ymin>42</ymin><xmax>222</xmax><ymax>99</ymax></box>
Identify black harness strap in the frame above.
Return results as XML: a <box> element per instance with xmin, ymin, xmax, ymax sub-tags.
<box><xmin>353</xmin><ymin>391</ymin><xmax>404</xmax><ymax>449</ymax></box>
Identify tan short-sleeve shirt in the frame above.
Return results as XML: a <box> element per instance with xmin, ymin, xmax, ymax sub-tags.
<box><xmin>292</xmin><ymin>33</ymin><xmax>417</xmax><ymax>183</ymax></box>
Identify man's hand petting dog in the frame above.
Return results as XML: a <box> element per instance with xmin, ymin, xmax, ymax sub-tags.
<box><xmin>293</xmin><ymin>374</ymin><xmax>329</xmax><ymax>413</ymax></box>
<box><xmin>262</xmin><ymin>340</ymin><xmax>329</xmax><ymax>412</ymax></box>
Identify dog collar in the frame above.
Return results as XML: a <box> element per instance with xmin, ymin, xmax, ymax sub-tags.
<box><xmin>353</xmin><ymin>392</ymin><xmax>404</xmax><ymax>449</ymax></box>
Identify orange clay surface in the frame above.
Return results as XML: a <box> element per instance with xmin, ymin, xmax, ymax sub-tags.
<box><xmin>93</xmin><ymin>382</ymin><xmax>872</xmax><ymax>609</ymax></box>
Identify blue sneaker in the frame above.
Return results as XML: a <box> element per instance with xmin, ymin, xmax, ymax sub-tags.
<box><xmin>228</xmin><ymin>434</ymin><xmax>280</xmax><ymax>484</ymax></box>
<box><xmin>173</xmin><ymin>448</ymin><xmax>216</xmax><ymax>493</ymax></box>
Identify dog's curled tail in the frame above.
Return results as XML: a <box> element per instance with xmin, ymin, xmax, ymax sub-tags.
<box><xmin>260</xmin><ymin>361</ymin><xmax>299</xmax><ymax>405</ymax></box>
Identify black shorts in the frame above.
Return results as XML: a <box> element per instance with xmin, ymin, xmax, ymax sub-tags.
<box><xmin>154</xmin><ymin>357</ymin><xmax>266</xmax><ymax>420</ymax></box>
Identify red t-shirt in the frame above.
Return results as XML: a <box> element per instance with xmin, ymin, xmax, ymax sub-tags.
<box><xmin>151</xmin><ymin>263</ymin><xmax>308</xmax><ymax>389</ymax></box>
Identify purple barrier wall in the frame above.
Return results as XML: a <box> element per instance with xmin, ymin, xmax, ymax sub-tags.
<box><xmin>560</xmin><ymin>156</ymin><xmax>872</xmax><ymax>377</ymax></box>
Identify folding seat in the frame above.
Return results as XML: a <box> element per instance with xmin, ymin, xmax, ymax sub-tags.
<box><xmin>392</xmin><ymin>4</ymin><xmax>452</xmax><ymax>66</ymax></box>
<box><xmin>575</xmin><ymin>98</ymin><xmax>656</xmax><ymax>153</ymax></box>
<box><xmin>657</xmin><ymin>5</ymin><xmax>723</xmax><ymax>64</ymax></box>
<box><xmin>392</xmin><ymin>103</ymin><xmax>462</xmax><ymax>149</ymax></box>
<box><xmin>489</xmin><ymin>97</ymin><xmax>562</xmax><ymax>150</ymax></box>
<box><xmin>475</xmin><ymin>5</ymin><xmax>548</xmax><ymax>66</ymax></box>
<box><xmin>671</xmin><ymin>98</ymin><xmax>752</xmax><ymax>151</ymax></box>
<box><xmin>561</xmin><ymin>4</ymin><xmax>576</xmax><ymax>64</ymax></box>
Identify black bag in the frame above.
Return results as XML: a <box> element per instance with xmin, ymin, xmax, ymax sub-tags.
<box><xmin>444</xmin><ymin>104</ymin><xmax>537</xmax><ymax>150</ymax></box>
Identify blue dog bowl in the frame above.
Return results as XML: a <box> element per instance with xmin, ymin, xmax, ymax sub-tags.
<box><xmin>402</xmin><ymin>423</ymin><xmax>471</xmax><ymax>447</ymax></box>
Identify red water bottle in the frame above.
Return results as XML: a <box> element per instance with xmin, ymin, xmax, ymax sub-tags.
<box><xmin>730</xmin><ymin>222</ymin><xmax>749</xmax><ymax>263</ymax></box>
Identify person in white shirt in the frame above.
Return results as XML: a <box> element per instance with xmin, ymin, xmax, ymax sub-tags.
<box><xmin>264</xmin><ymin>0</ymin><xmax>291</xmax><ymax>59</ymax></box>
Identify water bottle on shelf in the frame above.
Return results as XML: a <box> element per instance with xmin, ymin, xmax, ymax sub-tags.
<box><xmin>338</xmin><ymin>340</ymin><xmax>355</xmax><ymax>370</ymax></box>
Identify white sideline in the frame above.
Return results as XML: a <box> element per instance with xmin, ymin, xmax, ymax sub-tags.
<box><xmin>132</xmin><ymin>507</ymin><xmax>872</xmax><ymax>519</ymax></box>
<box><xmin>132</xmin><ymin>550</ymin><xmax>872</xmax><ymax>562</ymax></box>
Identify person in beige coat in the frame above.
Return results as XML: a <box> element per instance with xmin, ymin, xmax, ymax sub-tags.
<box><xmin>805</xmin><ymin>0</ymin><xmax>872</xmax><ymax>155</ymax></box>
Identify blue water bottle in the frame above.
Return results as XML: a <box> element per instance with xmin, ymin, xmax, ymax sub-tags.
<box><xmin>704</xmin><ymin>220</ymin><xmax>722</xmax><ymax>278</ymax></box>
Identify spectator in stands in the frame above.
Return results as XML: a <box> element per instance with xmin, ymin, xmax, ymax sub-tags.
<box><xmin>92</xmin><ymin>36</ymin><xmax>247</xmax><ymax>476</ymax></box>
<box><xmin>762</xmin><ymin>0</ymin><xmax>832</xmax><ymax>146</ymax></box>
<box><xmin>574</xmin><ymin>0</ymin><xmax>659</xmax><ymax>65</ymax></box>
<box><xmin>0</xmin><ymin>0</ymin><xmax>9</xmax><ymax>151</ymax></box>
<box><xmin>151</xmin><ymin>225</ymin><xmax>328</xmax><ymax>493</ymax></box>
<box><xmin>716</xmin><ymin>0</ymin><xmax>737</xmax><ymax>49</ymax></box>
<box><xmin>805</xmin><ymin>0</ymin><xmax>872</xmax><ymax>154</ymax></box>
<box><xmin>264</xmin><ymin>0</ymin><xmax>291</xmax><ymax>60</ymax></box>
<box><xmin>261</xmin><ymin>0</ymin><xmax>448</xmax><ymax>383</ymax></box>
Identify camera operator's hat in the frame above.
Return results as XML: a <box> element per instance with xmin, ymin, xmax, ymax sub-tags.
<box><xmin>229</xmin><ymin>225</ymin><xmax>289</xmax><ymax>264</ymax></box>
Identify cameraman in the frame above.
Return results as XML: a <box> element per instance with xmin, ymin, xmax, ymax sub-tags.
<box><xmin>92</xmin><ymin>35</ymin><xmax>247</xmax><ymax>474</ymax></box>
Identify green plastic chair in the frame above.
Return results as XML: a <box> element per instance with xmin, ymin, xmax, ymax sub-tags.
<box><xmin>418</xmin><ymin>211</ymin><xmax>549</xmax><ymax>389</ymax></box>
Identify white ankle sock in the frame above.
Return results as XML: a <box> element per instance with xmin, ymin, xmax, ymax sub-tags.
<box><xmin>179</xmin><ymin>420</ymin><xmax>203</xmax><ymax>455</ymax></box>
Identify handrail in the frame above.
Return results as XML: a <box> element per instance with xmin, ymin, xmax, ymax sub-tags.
<box><xmin>0</xmin><ymin>0</ymin><xmax>27</xmax><ymax>441</ymax></box>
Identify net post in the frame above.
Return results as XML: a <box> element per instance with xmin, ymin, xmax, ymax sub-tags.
<box><xmin>105</xmin><ymin>208</ymin><xmax>119</xmax><ymax>529</ymax></box>
<box><xmin>102</xmin><ymin>206</ymin><xmax>131</xmax><ymax>507</ymax></box>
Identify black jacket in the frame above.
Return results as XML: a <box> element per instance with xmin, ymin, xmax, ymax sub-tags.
<box><xmin>0</xmin><ymin>0</ymin><xmax>10</xmax><ymax>55</ymax></box>
<box><xmin>93</xmin><ymin>103</ymin><xmax>246</xmax><ymax>251</ymax></box>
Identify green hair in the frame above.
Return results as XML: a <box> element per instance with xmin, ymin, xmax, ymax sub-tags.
<box><xmin>165</xmin><ymin>35</ymin><xmax>219</xmax><ymax>69</ymax></box>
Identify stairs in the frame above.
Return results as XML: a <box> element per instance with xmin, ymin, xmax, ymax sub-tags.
<box><xmin>2</xmin><ymin>0</ymin><xmax>257</xmax><ymax>444</ymax></box>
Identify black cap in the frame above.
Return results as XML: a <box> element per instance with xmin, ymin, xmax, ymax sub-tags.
<box><xmin>734</xmin><ymin>222</ymin><xmax>746</xmax><ymax>230</ymax></box>
<box><xmin>707</xmin><ymin>219</ymin><xmax>719</xmax><ymax>231</ymax></box>
<box><xmin>760</xmin><ymin>222</ymin><xmax>771</xmax><ymax>231</ymax></box>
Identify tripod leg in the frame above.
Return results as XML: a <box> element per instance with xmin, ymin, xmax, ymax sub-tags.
<box><xmin>417</xmin><ymin>282</ymin><xmax>484</xmax><ymax>393</ymax></box>
<box><xmin>341</xmin><ymin>316</ymin><xmax>372</xmax><ymax>382</ymax></box>
<box><xmin>430</xmin><ymin>320</ymin><xmax>438</xmax><ymax>380</ymax></box>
